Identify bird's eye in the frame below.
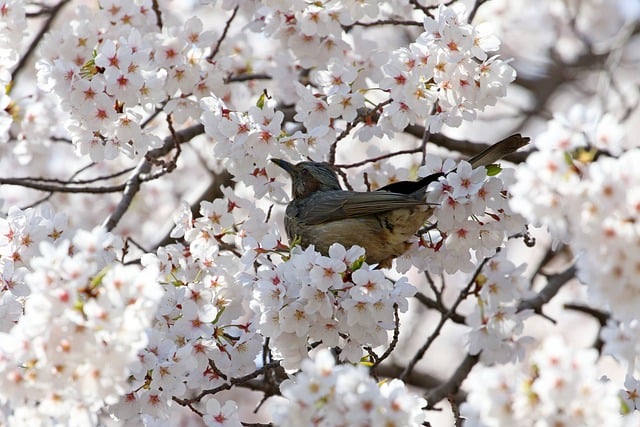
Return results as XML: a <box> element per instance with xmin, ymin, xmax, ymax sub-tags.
<box><xmin>301</xmin><ymin>168</ymin><xmax>309</xmax><ymax>176</ymax></box>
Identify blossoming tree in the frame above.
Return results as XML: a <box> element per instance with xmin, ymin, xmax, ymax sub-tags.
<box><xmin>1</xmin><ymin>0</ymin><xmax>639</xmax><ymax>425</ymax></box>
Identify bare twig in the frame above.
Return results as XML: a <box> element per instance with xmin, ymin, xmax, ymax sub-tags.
<box><xmin>151</xmin><ymin>0</ymin><xmax>163</xmax><ymax>28</ymax></box>
<box><xmin>208</xmin><ymin>5</ymin><xmax>239</xmax><ymax>61</ymax></box>
<box><xmin>564</xmin><ymin>303</ymin><xmax>609</xmax><ymax>352</ymax></box>
<box><xmin>225</xmin><ymin>73</ymin><xmax>273</xmax><ymax>84</ymax></box>
<box><xmin>11</xmin><ymin>0</ymin><xmax>71</xmax><ymax>86</ymax></box>
<box><xmin>407</xmin><ymin>0</ymin><xmax>430</xmax><ymax>15</ymax></box>
<box><xmin>563</xmin><ymin>303</ymin><xmax>609</xmax><ymax>325</ymax></box>
<box><xmin>372</xmin><ymin>304</ymin><xmax>401</xmax><ymax>371</ymax></box>
<box><xmin>329</xmin><ymin>99</ymin><xmax>392</xmax><ymax>164</ymax></box>
<box><xmin>0</xmin><ymin>177</ymin><xmax>125</xmax><ymax>194</ymax></box>
<box><xmin>334</xmin><ymin>148</ymin><xmax>422</xmax><ymax>169</ymax></box>
<box><xmin>401</xmin><ymin>257</ymin><xmax>490</xmax><ymax>380</ymax></box>
<box><xmin>468</xmin><ymin>0</ymin><xmax>489</xmax><ymax>23</ymax></box>
<box><xmin>178</xmin><ymin>361</ymin><xmax>284</xmax><ymax>405</ymax></box>
<box><xmin>343</xmin><ymin>19</ymin><xmax>422</xmax><ymax>31</ymax></box>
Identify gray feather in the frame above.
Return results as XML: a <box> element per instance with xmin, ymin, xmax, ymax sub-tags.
<box><xmin>295</xmin><ymin>190</ymin><xmax>428</xmax><ymax>225</ymax></box>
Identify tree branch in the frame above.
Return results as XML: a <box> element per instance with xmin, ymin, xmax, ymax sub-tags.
<box><xmin>11</xmin><ymin>0</ymin><xmax>71</xmax><ymax>86</ymax></box>
<box><xmin>518</xmin><ymin>264</ymin><xmax>577</xmax><ymax>313</ymax></box>
<box><xmin>425</xmin><ymin>353</ymin><xmax>479</xmax><ymax>408</ymax></box>
<box><xmin>102</xmin><ymin>124</ymin><xmax>205</xmax><ymax>231</ymax></box>
<box><xmin>0</xmin><ymin>177</ymin><xmax>125</xmax><ymax>194</ymax></box>
<box><xmin>401</xmin><ymin>257</ymin><xmax>490</xmax><ymax>380</ymax></box>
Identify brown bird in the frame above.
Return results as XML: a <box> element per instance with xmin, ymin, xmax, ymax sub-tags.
<box><xmin>272</xmin><ymin>134</ymin><xmax>529</xmax><ymax>268</ymax></box>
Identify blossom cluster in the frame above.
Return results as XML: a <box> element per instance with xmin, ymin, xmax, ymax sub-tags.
<box><xmin>247</xmin><ymin>3</ymin><xmax>516</xmax><ymax>156</ymax></box>
<box><xmin>461</xmin><ymin>335</ymin><xmax>622</xmax><ymax>426</ymax></box>
<box><xmin>271</xmin><ymin>348</ymin><xmax>428</xmax><ymax>427</ymax></box>
<box><xmin>379</xmin><ymin>4</ymin><xmax>516</xmax><ymax>133</ymax></box>
<box><xmin>395</xmin><ymin>157</ymin><xmax>526</xmax><ymax>275</ymax></box>
<box><xmin>510</xmin><ymin>105</ymin><xmax>639</xmax><ymax>321</ymax></box>
<box><xmin>35</xmin><ymin>0</ymin><xmax>228</xmax><ymax>161</ymax></box>
<box><xmin>7</xmin><ymin>0</ymin><xmax>634</xmax><ymax>425</ymax></box>
<box><xmin>601</xmin><ymin>320</ymin><xmax>640</xmax><ymax>413</ymax></box>
<box><xmin>465</xmin><ymin>254</ymin><xmax>534</xmax><ymax>364</ymax></box>
<box><xmin>0</xmin><ymin>0</ymin><xmax>25</xmax><ymax>145</ymax></box>
<box><xmin>246</xmin><ymin>243</ymin><xmax>417</xmax><ymax>370</ymax></box>
<box><xmin>104</xmin><ymin>192</ymin><xmax>265</xmax><ymax>425</ymax></box>
<box><xmin>254</xmin><ymin>0</ymin><xmax>377</xmax><ymax>70</ymax></box>
<box><xmin>0</xmin><ymin>204</ymin><xmax>67</xmax><ymax>331</ymax></box>
<box><xmin>200</xmin><ymin>96</ymin><xmax>294</xmax><ymax>200</ymax></box>
<box><xmin>0</xmin><ymin>222</ymin><xmax>162</xmax><ymax>426</ymax></box>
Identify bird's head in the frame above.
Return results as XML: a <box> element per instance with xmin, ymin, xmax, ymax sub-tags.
<box><xmin>271</xmin><ymin>159</ymin><xmax>342</xmax><ymax>199</ymax></box>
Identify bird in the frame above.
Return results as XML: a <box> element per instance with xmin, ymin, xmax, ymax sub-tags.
<box><xmin>272</xmin><ymin>134</ymin><xmax>529</xmax><ymax>268</ymax></box>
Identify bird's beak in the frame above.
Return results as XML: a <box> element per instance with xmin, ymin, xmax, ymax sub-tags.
<box><xmin>271</xmin><ymin>158</ymin><xmax>296</xmax><ymax>175</ymax></box>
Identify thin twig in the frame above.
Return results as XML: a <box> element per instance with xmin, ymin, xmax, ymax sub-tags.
<box><xmin>11</xmin><ymin>0</ymin><xmax>71</xmax><ymax>86</ymax></box>
<box><xmin>468</xmin><ymin>0</ymin><xmax>489</xmax><ymax>23</ymax></box>
<box><xmin>563</xmin><ymin>303</ymin><xmax>609</xmax><ymax>325</ymax></box>
<box><xmin>372</xmin><ymin>304</ymin><xmax>401</xmax><ymax>371</ymax></box>
<box><xmin>225</xmin><ymin>73</ymin><xmax>273</xmax><ymax>84</ymax></box>
<box><xmin>151</xmin><ymin>0</ymin><xmax>163</xmax><ymax>28</ymax></box>
<box><xmin>334</xmin><ymin>148</ymin><xmax>422</xmax><ymax>169</ymax></box>
<box><xmin>421</xmin><ymin>104</ymin><xmax>437</xmax><ymax>165</ymax></box>
<box><xmin>181</xmin><ymin>361</ymin><xmax>283</xmax><ymax>404</ymax></box>
<box><xmin>329</xmin><ymin>99</ymin><xmax>393</xmax><ymax>164</ymax></box>
<box><xmin>564</xmin><ymin>303</ymin><xmax>609</xmax><ymax>352</ymax></box>
<box><xmin>343</xmin><ymin>19</ymin><xmax>423</xmax><ymax>31</ymax></box>
<box><xmin>209</xmin><ymin>5</ymin><xmax>239</xmax><ymax>61</ymax></box>
<box><xmin>0</xmin><ymin>177</ymin><xmax>125</xmax><ymax>194</ymax></box>
<box><xmin>401</xmin><ymin>257</ymin><xmax>491</xmax><ymax>380</ymax></box>
<box><xmin>9</xmin><ymin>167</ymin><xmax>135</xmax><ymax>186</ymax></box>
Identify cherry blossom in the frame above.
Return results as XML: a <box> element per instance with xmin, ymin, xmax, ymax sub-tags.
<box><xmin>1</xmin><ymin>0</ymin><xmax>639</xmax><ymax>425</ymax></box>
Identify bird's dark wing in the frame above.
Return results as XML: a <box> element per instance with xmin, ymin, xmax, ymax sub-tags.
<box><xmin>299</xmin><ymin>190</ymin><xmax>428</xmax><ymax>225</ymax></box>
<box><xmin>467</xmin><ymin>133</ymin><xmax>530</xmax><ymax>168</ymax></box>
<box><xmin>376</xmin><ymin>172</ymin><xmax>444</xmax><ymax>194</ymax></box>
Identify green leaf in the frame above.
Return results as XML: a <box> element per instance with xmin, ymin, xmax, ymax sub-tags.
<box><xmin>359</xmin><ymin>355</ymin><xmax>373</xmax><ymax>367</ymax></box>
<box><xmin>620</xmin><ymin>396</ymin><xmax>631</xmax><ymax>415</ymax></box>
<box><xmin>256</xmin><ymin>90</ymin><xmax>269</xmax><ymax>109</ymax></box>
<box><xmin>350</xmin><ymin>254</ymin><xmax>366</xmax><ymax>271</ymax></box>
<box><xmin>485</xmin><ymin>164</ymin><xmax>502</xmax><ymax>176</ymax></box>
<box><xmin>90</xmin><ymin>267</ymin><xmax>108</xmax><ymax>288</ymax></box>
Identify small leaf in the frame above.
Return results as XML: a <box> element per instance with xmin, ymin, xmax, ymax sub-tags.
<box><xmin>350</xmin><ymin>254</ymin><xmax>366</xmax><ymax>271</ymax></box>
<box><xmin>485</xmin><ymin>164</ymin><xmax>502</xmax><ymax>176</ymax></box>
<box><xmin>620</xmin><ymin>396</ymin><xmax>631</xmax><ymax>415</ymax></box>
<box><xmin>90</xmin><ymin>267</ymin><xmax>108</xmax><ymax>288</ymax></box>
<box><xmin>575</xmin><ymin>147</ymin><xmax>597</xmax><ymax>163</ymax></box>
<box><xmin>256</xmin><ymin>89</ymin><xmax>271</xmax><ymax>109</ymax></box>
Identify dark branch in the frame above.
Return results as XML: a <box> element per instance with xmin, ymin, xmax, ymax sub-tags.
<box><xmin>102</xmin><ymin>124</ymin><xmax>205</xmax><ymax>231</ymax></box>
<box><xmin>0</xmin><ymin>177</ymin><xmax>125</xmax><ymax>194</ymax></box>
<box><xmin>11</xmin><ymin>0</ymin><xmax>71</xmax><ymax>85</ymax></box>
<box><xmin>425</xmin><ymin>353</ymin><xmax>479</xmax><ymax>408</ymax></box>
<box><xmin>518</xmin><ymin>264</ymin><xmax>577</xmax><ymax>313</ymax></box>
